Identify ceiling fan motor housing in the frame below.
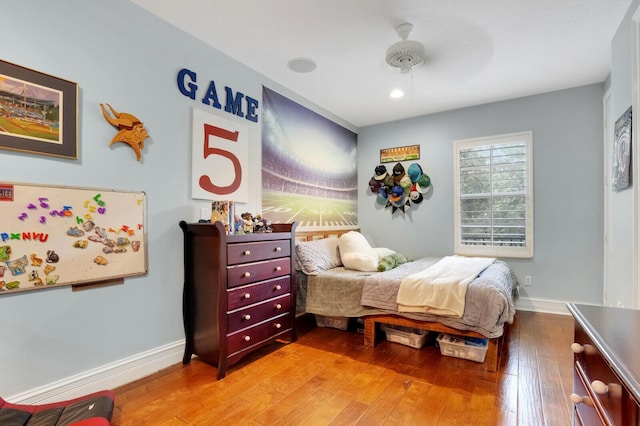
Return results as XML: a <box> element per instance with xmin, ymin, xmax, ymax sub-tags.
<box><xmin>385</xmin><ymin>22</ymin><xmax>427</xmax><ymax>73</ymax></box>
<box><xmin>386</xmin><ymin>40</ymin><xmax>426</xmax><ymax>73</ymax></box>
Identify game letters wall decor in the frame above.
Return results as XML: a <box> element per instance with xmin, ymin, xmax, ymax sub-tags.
<box><xmin>177</xmin><ymin>67</ymin><xmax>259</xmax><ymax>123</ymax></box>
<box><xmin>0</xmin><ymin>182</ymin><xmax>147</xmax><ymax>295</ymax></box>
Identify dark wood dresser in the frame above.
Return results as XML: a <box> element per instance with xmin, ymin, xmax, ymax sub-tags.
<box><xmin>567</xmin><ymin>303</ymin><xmax>640</xmax><ymax>425</ymax></box>
<box><xmin>179</xmin><ymin>221</ymin><xmax>297</xmax><ymax>379</ymax></box>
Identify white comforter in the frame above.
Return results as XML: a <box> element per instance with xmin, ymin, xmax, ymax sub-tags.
<box><xmin>396</xmin><ymin>255</ymin><xmax>495</xmax><ymax>318</ymax></box>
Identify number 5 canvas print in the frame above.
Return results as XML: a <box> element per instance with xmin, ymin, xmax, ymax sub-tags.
<box><xmin>191</xmin><ymin>108</ymin><xmax>249</xmax><ymax>202</ymax></box>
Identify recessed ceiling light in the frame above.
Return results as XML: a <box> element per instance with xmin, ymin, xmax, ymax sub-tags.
<box><xmin>390</xmin><ymin>89</ymin><xmax>405</xmax><ymax>99</ymax></box>
<box><xmin>287</xmin><ymin>57</ymin><xmax>317</xmax><ymax>73</ymax></box>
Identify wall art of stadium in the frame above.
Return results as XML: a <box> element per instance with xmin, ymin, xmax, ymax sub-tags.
<box><xmin>0</xmin><ymin>60</ymin><xmax>78</xmax><ymax>159</ymax></box>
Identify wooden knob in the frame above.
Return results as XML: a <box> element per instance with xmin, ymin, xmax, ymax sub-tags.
<box><xmin>275</xmin><ymin>284</ymin><xmax>282</xmax><ymax>290</ymax></box>
<box><xmin>591</xmin><ymin>380</ymin><xmax>608</xmax><ymax>394</ymax></box>
<box><xmin>243</xmin><ymin>293</ymin><xmax>251</xmax><ymax>299</ymax></box>
<box><xmin>570</xmin><ymin>343</ymin><xmax>584</xmax><ymax>353</ymax></box>
<box><xmin>275</xmin><ymin>247</ymin><xmax>282</xmax><ymax>252</ymax></box>
<box><xmin>244</xmin><ymin>335</ymin><xmax>251</xmax><ymax>342</ymax></box>
<box><xmin>275</xmin><ymin>304</ymin><xmax>282</xmax><ymax>309</ymax></box>
<box><xmin>243</xmin><ymin>271</ymin><xmax>251</xmax><ymax>278</ymax></box>
<box><xmin>275</xmin><ymin>266</ymin><xmax>282</xmax><ymax>272</ymax></box>
<box><xmin>569</xmin><ymin>394</ymin><xmax>593</xmax><ymax>406</ymax></box>
<box><xmin>243</xmin><ymin>314</ymin><xmax>251</xmax><ymax>320</ymax></box>
<box><xmin>275</xmin><ymin>323</ymin><xmax>282</xmax><ymax>329</ymax></box>
<box><xmin>243</xmin><ymin>250</ymin><xmax>251</xmax><ymax>255</ymax></box>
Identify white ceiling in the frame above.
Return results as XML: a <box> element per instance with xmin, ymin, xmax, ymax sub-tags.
<box><xmin>132</xmin><ymin>0</ymin><xmax>631</xmax><ymax>128</ymax></box>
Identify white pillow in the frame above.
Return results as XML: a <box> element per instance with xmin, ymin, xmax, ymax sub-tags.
<box><xmin>373</xmin><ymin>247</ymin><xmax>396</xmax><ymax>259</ymax></box>
<box><xmin>339</xmin><ymin>231</ymin><xmax>378</xmax><ymax>272</ymax></box>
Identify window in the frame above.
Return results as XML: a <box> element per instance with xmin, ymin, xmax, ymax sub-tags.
<box><xmin>453</xmin><ymin>131</ymin><xmax>533</xmax><ymax>258</ymax></box>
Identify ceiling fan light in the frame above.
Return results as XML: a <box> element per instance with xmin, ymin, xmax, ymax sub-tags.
<box><xmin>390</xmin><ymin>89</ymin><xmax>405</xmax><ymax>98</ymax></box>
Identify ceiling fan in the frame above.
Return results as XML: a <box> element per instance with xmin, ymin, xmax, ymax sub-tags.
<box><xmin>385</xmin><ymin>23</ymin><xmax>427</xmax><ymax>74</ymax></box>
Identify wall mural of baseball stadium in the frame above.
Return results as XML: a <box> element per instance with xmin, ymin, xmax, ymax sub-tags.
<box><xmin>261</xmin><ymin>86</ymin><xmax>358</xmax><ymax>230</ymax></box>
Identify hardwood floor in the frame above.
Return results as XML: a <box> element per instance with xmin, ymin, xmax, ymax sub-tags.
<box><xmin>111</xmin><ymin>311</ymin><xmax>574</xmax><ymax>425</ymax></box>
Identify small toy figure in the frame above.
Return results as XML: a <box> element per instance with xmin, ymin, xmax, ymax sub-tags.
<box><xmin>241</xmin><ymin>212</ymin><xmax>254</xmax><ymax>233</ymax></box>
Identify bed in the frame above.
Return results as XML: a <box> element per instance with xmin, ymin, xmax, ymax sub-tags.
<box><xmin>294</xmin><ymin>229</ymin><xmax>517</xmax><ymax>372</ymax></box>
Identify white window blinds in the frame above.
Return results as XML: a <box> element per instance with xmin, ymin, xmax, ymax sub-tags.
<box><xmin>454</xmin><ymin>131</ymin><xmax>533</xmax><ymax>258</ymax></box>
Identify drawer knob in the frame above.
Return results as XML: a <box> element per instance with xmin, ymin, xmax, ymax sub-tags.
<box><xmin>591</xmin><ymin>380</ymin><xmax>608</xmax><ymax>394</ymax></box>
<box><xmin>571</xmin><ymin>343</ymin><xmax>596</xmax><ymax>355</ymax></box>
<box><xmin>275</xmin><ymin>323</ymin><xmax>282</xmax><ymax>329</ymax></box>
<box><xmin>275</xmin><ymin>247</ymin><xmax>282</xmax><ymax>252</ymax></box>
<box><xmin>244</xmin><ymin>335</ymin><xmax>251</xmax><ymax>342</ymax></box>
<box><xmin>243</xmin><ymin>293</ymin><xmax>251</xmax><ymax>299</ymax></box>
<box><xmin>275</xmin><ymin>266</ymin><xmax>282</xmax><ymax>272</ymax></box>
<box><xmin>275</xmin><ymin>284</ymin><xmax>282</xmax><ymax>290</ymax></box>
<box><xmin>243</xmin><ymin>271</ymin><xmax>251</xmax><ymax>278</ymax></box>
<box><xmin>243</xmin><ymin>250</ymin><xmax>251</xmax><ymax>256</ymax></box>
<box><xmin>243</xmin><ymin>314</ymin><xmax>251</xmax><ymax>320</ymax></box>
<box><xmin>275</xmin><ymin>303</ymin><xmax>282</xmax><ymax>309</ymax></box>
<box><xmin>569</xmin><ymin>393</ymin><xmax>593</xmax><ymax>407</ymax></box>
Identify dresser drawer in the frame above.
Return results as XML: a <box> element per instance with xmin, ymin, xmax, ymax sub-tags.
<box><xmin>227</xmin><ymin>314</ymin><xmax>292</xmax><ymax>355</ymax></box>
<box><xmin>573</xmin><ymin>361</ymin><xmax>606</xmax><ymax>425</ymax></box>
<box><xmin>227</xmin><ymin>294</ymin><xmax>291</xmax><ymax>333</ymax></box>
<box><xmin>227</xmin><ymin>276</ymin><xmax>290</xmax><ymax>310</ymax></box>
<box><xmin>227</xmin><ymin>240</ymin><xmax>291</xmax><ymax>265</ymax></box>
<box><xmin>574</xmin><ymin>325</ymin><xmax>628</xmax><ymax>425</ymax></box>
<box><xmin>227</xmin><ymin>258</ymin><xmax>290</xmax><ymax>288</ymax></box>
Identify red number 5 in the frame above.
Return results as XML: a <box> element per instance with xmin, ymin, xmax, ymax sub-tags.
<box><xmin>199</xmin><ymin>123</ymin><xmax>242</xmax><ymax>195</ymax></box>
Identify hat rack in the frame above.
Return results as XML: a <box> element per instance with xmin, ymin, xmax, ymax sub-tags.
<box><xmin>368</xmin><ymin>162</ymin><xmax>431</xmax><ymax>213</ymax></box>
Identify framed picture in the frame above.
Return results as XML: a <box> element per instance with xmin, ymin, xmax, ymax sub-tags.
<box><xmin>380</xmin><ymin>144</ymin><xmax>420</xmax><ymax>163</ymax></box>
<box><xmin>612</xmin><ymin>106</ymin><xmax>632</xmax><ymax>192</ymax></box>
<box><xmin>0</xmin><ymin>60</ymin><xmax>77</xmax><ymax>159</ymax></box>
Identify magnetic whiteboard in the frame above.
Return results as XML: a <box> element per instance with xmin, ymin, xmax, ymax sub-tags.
<box><xmin>0</xmin><ymin>182</ymin><xmax>146</xmax><ymax>295</ymax></box>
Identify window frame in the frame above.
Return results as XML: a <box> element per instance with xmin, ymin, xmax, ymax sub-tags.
<box><xmin>453</xmin><ymin>131</ymin><xmax>534</xmax><ymax>258</ymax></box>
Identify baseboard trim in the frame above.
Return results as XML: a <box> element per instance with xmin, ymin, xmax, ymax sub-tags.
<box><xmin>8</xmin><ymin>339</ymin><xmax>185</xmax><ymax>404</ymax></box>
<box><xmin>515</xmin><ymin>297</ymin><xmax>571</xmax><ymax>315</ymax></box>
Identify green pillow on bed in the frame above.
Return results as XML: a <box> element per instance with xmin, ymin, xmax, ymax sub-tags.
<box><xmin>377</xmin><ymin>253</ymin><xmax>413</xmax><ymax>272</ymax></box>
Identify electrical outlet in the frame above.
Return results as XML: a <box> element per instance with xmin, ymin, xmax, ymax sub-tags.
<box><xmin>524</xmin><ymin>275</ymin><xmax>532</xmax><ymax>286</ymax></box>
<box><xmin>617</xmin><ymin>301</ymin><xmax>624</xmax><ymax>308</ymax></box>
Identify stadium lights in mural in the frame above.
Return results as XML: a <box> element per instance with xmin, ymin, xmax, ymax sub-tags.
<box><xmin>368</xmin><ymin>161</ymin><xmax>432</xmax><ymax>213</ymax></box>
<box><xmin>261</xmin><ymin>86</ymin><xmax>358</xmax><ymax>229</ymax></box>
<box><xmin>0</xmin><ymin>60</ymin><xmax>77</xmax><ymax>159</ymax></box>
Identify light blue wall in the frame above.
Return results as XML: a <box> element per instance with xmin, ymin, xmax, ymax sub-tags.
<box><xmin>0</xmin><ymin>0</ymin><xmax>350</xmax><ymax>397</ymax></box>
<box><xmin>358</xmin><ymin>85</ymin><xmax>605</xmax><ymax>305</ymax></box>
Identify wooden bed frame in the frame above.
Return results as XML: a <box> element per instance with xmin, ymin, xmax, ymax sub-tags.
<box><xmin>294</xmin><ymin>227</ymin><xmax>507</xmax><ymax>372</ymax></box>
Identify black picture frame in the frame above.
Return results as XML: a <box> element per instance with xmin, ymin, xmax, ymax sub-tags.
<box><xmin>0</xmin><ymin>59</ymin><xmax>77</xmax><ymax>159</ymax></box>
